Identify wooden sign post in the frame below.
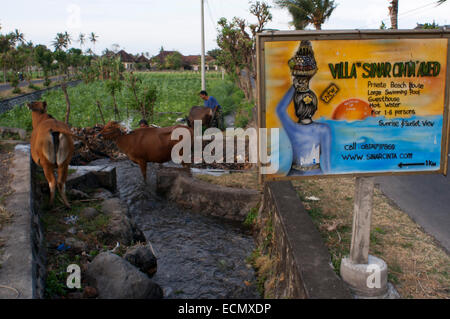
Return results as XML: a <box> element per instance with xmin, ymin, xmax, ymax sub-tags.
<box><xmin>350</xmin><ymin>177</ymin><xmax>374</xmax><ymax>265</ymax></box>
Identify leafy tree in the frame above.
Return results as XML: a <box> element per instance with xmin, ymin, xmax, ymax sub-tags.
<box><xmin>207</xmin><ymin>48</ymin><xmax>222</xmax><ymax>60</ymax></box>
<box><xmin>216</xmin><ymin>1</ymin><xmax>272</xmax><ymax>101</ymax></box>
<box><xmin>275</xmin><ymin>0</ymin><xmax>337</xmax><ymax>30</ymax></box>
<box><xmin>34</xmin><ymin>45</ymin><xmax>54</xmax><ymax>87</ymax></box>
<box><xmin>0</xmin><ymin>33</ymin><xmax>14</xmax><ymax>83</ymax></box>
<box><xmin>126</xmin><ymin>72</ymin><xmax>159</xmax><ymax>122</ymax></box>
<box><xmin>165</xmin><ymin>52</ymin><xmax>183</xmax><ymax>70</ymax></box>
<box><xmin>106</xmin><ymin>79</ymin><xmax>123</xmax><ymax>120</ymax></box>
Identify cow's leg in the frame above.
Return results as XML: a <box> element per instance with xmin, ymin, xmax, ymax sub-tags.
<box><xmin>138</xmin><ymin>160</ymin><xmax>147</xmax><ymax>183</ymax></box>
<box><xmin>42</xmin><ymin>164</ymin><xmax>57</xmax><ymax>206</ymax></box>
<box><xmin>57</xmin><ymin>164</ymin><xmax>70</xmax><ymax>208</ymax></box>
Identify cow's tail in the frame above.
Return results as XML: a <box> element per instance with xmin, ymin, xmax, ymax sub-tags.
<box><xmin>51</xmin><ymin>131</ymin><xmax>60</xmax><ymax>165</ymax></box>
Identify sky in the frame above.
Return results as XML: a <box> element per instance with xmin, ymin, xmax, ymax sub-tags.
<box><xmin>1</xmin><ymin>0</ymin><xmax>449</xmax><ymax>56</ymax></box>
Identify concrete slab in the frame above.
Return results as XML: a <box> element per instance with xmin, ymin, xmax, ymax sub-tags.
<box><xmin>0</xmin><ymin>146</ymin><xmax>33</xmax><ymax>299</ymax></box>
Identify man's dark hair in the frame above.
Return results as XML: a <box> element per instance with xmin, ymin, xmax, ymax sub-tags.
<box><xmin>139</xmin><ymin>119</ymin><xmax>149</xmax><ymax>126</ymax></box>
<box><xmin>199</xmin><ymin>90</ymin><xmax>208</xmax><ymax>96</ymax></box>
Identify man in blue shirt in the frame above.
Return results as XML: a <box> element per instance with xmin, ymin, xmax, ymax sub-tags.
<box><xmin>199</xmin><ymin>90</ymin><xmax>224</xmax><ymax>130</ymax></box>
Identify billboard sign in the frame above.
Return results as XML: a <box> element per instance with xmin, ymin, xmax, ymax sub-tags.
<box><xmin>257</xmin><ymin>30</ymin><xmax>450</xmax><ymax>179</ymax></box>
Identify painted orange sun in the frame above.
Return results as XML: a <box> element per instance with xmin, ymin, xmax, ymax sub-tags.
<box><xmin>332</xmin><ymin>99</ymin><xmax>374</xmax><ymax>121</ymax></box>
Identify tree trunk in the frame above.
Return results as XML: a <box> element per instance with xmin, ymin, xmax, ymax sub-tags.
<box><xmin>389</xmin><ymin>0</ymin><xmax>398</xmax><ymax>29</ymax></box>
<box><xmin>96</xmin><ymin>101</ymin><xmax>106</xmax><ymax>125</ymax></box>
<box><xmin>61</xmin><ymin>82</ymin><xmax>72</xmax><ymax>125</ymax></box>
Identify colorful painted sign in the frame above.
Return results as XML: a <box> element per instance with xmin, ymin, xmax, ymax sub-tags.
<box><xmin>258</xmin><ymin>31</ymin><xmax>450</xmax><ymax>179</ymax></box>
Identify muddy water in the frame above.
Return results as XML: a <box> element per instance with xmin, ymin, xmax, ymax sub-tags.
<box><xmin>91</xmin><ymin>159</ymin><xmax>260</xmax><ymax>299</ymax></box>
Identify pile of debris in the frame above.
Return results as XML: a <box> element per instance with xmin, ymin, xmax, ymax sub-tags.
<box><xmin>70</xmin><ymin>125</ymin><xmax>123</xmax><ymax>165</ymax></box>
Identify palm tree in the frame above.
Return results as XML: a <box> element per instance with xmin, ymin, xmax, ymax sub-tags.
<box><xmin>53</xmin><ymin>32</ymin><xmax>70</xmax><ymax>51</ymax></box>
<box><xmin>63</xmin><ymin>31</ymin><xmax>72</xmax><ymax>47</ymax></box>
<box><xmin>12</xmin><ymin>29</ymin><xmax>25</xmax><ymax>45</ymax></box>
<box><xmin>89</xmin><ymin>32</ymin><xmax>98</xmax><ymax>55</ymax></box>
<box><xmin>388</xmin><ymin>0</ymin><xmax>398</xmax><ymax>29</ymax></box>
<box><xmin>78</xmin><ymin>33</ymin><xmax>86</xmax><ymax>50</ymax></box>
<box><xmin>276</xmin><ymin>0</ymin><xmax>336</xmax><ymax>30</ymax></box>
<box><xmin>285</xmin><ymin>5</ymin><xmax>309</xmax><ymax>29</ymax></box>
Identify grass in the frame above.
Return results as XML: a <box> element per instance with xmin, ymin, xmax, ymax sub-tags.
<box><xmin>293</xmin><ymin>177</ymin><xmax>450</xmax><ymax>299</ymax></box>
<box><xmin>244</xmin><ymin>207</ymin><xmax>258</xmax><ymax>227</ymax></box>
<box><xmin>196</xmin><ymin>170</ymin><xmax>261</xmax><ymax>191</ymax></box>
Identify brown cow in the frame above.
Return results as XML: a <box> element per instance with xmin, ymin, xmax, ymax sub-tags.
<box><xmin>98</xmin><ymin>121</ymin><xmax>193</xmax><ymax>181</ymax></box>
<box><xmin>29</xmin><ymin>101</ymin><xmax>74</xmax><ymax>208</ymax></box>
<box><xmin>187</xmin><ymin>106</ymin><xmax>214</xmax><ymax>128</ymax></box>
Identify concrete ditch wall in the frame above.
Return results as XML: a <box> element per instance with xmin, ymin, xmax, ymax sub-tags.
<box><xmin>259</xmin><ymin>181</ymin><xmax>352</xmax><ymax>299</ymax></box>
<box><xmin>0</xmin><ymin>80</ymin><xmax>82</xmax><ymax>115</ymax></box>
<box><xmin>0</xmin><ymin>146</ymin><xmax>35</xmax><ymax>298</ymax></box>
<box><xmin>156</xmin><ymin>168</ymin><xmax>261</xmax><ymax>222</ymax></box>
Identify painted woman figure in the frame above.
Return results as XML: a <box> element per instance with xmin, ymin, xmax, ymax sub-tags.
<box><xmin>276</xmin><ymin>41</ymin><xmax>331</xmax><ymax>175</ymax></box>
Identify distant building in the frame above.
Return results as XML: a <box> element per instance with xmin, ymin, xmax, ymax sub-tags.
<box><xmin>117</xmin><ymin>50</ymin><xmax>136</xmax><ymax>70</ymax></box>
<box><xmin>135</xmin><ymin>55</ymin><xmax>149</xmax><ymax>64</ymax></box>
<box><xmin>182</xmin><ymin>55</ymin><xmax>218</xmax><ymax>71</ymax></box>
<box><xmin>151</xmin><ymin>50</ymin><xmax>218</xmax><ymax>71</ymax></box>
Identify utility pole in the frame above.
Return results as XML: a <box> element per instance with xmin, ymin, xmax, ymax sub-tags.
<box><xmin>201</xmin><ymin>0</ymin><xmax>206</xmax><ymax>90</ymax></box>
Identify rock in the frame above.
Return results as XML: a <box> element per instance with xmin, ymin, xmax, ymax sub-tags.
<box><xmin>83</xmin><ymin>286</ymin><xmax>98</xmax><ymax>299</ymax></box>
<box><xmin>100</xmin><ymin>198</ymin><xmax>146</xmax><ymax>245</ymax></box>
<box><xmin>86</xmin><ymin>252</ymin><xmax>163</xmax><ymax>299</ymax></box>
<box><xmin>92</xmin><ymin>188</ymin><xmax>114</xmax><ymax>200</ymax></box>
<box><xmin>124</xmin><ymin>243</ymin><xmax>157</xmax><ymax>277</ymax></box>
<box><xmin>68</xmin><ymin>189</ymin><xmax>90</xmax><ymax>200</ymax></box>
<box><xmin>65</xmin><ymin>237</ymin><xmax>87</xmax><ymax>253</ymax></box>
<box><xmin>80</xmin><ymin>207</ymin><xmax>100</xmax><ymax>219</ymax></box>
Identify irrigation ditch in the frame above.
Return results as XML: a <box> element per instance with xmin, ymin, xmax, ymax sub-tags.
<box><xmin>0</xmin><ymin>140</ymin><xmax>351</xmax><ymax>299</ymax></box>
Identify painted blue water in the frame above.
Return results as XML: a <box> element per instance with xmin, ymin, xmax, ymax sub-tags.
<box><xmin>323</xmin><ymin>115</ymin><xmax>443</xmax><ymax>174</ymax></box>
<box><xmin>274</xmin><ymin>115</ymin><xmax>444</xmax><ymax>176</ymax></box>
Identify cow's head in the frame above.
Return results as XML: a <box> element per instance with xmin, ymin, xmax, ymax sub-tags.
<box><xmin>28</xmin><ymin>101</ymin><xmax>47</xmax><ymax>113</ymax></box>
<box><xmin>97</xmin><ymin>121</ymin><xmax>123</xmax><ymax>139</ymax></box>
